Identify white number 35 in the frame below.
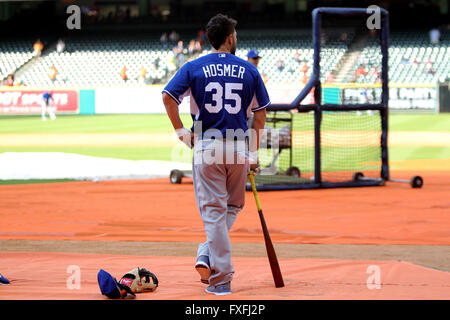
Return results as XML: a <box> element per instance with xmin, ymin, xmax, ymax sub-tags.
<box><xmin>205</xmin><ymin>82</ymin><xmax>242</xmax><ymax>114</ymax></box>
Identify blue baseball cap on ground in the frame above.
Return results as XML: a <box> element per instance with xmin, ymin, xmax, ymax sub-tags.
<box><xmin>97</xmin><ymin>269</ymin><xmax>135</xmax><ymax>299</ymax></box>
<box><xmin>0</xmin><ymin>273</ymin><xmax>10</xmax><ymax>285</ymax></box>
<box><xmin>247</xmin><ymin>49</ymin><xmax>261</xmax><ymax>59</ymax></box>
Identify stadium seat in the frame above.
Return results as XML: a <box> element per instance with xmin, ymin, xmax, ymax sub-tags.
<box><xmin>3</xmin><ymin>29</ymin><xmax>447</xmax><ymax>88</ymax></box>
<box><xmin>0</xmin><ymin>39</ymin><xmax>36</xmax><ymax>81</ymax></box>
<box><xmin>14</xmin><ymin>33</ymin><xmax>181</xmax><ymax>87</ymax></box>
<box><xmin>345</xmin><ymin>30</ymin><xmax>449</xmax><ymax>84</ymax></box>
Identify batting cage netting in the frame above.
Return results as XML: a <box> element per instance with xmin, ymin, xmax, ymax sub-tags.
<box><xmin>249</xmin><ymin>7</ymin><xmax>389</xmax><ymax>191</ymax></box>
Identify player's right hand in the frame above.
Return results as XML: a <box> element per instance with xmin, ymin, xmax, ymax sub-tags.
<box><xmin>250</xmin><ymin>162</ymin><xmax>261</xmax><ymax>175</ymax></box>
<box><xmin>175</xmin><ymin>127</ymin><xmax>194</xmax><ymax>149</ymax></box>
<box><xmin>248</xmin><ymin>150</ymin><xmax>261</xmax><ymax>174</ymax></box>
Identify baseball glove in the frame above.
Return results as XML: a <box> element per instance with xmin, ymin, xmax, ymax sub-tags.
<box><xmin>119</xmin><ymin>267</ymin><xmax>158</xmax><ymax>293</ymax></box>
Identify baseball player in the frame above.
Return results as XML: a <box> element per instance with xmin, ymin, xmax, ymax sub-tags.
<box><xmin>247</xmin><ymin>49</ymin><xmax>269</xmax><ymax>85</ymax></box>
<box><xmin>41</xmin><ymin>91</ymin><xmax>56</xmax><ymax>121</ymax></box>
<box><xmin>246</xmin><ymin>49</ymin><xmax>266</xmax><ymax>129</ymax></box>
<box><xmin>247</xmin><ymin>49</ymin><xmax>261</xmax><ymax>68</ymax></box>
<box><xmin>162</xmin><ymin>13</ymin><xmax>269</xmax><ymax>295</ymax></box>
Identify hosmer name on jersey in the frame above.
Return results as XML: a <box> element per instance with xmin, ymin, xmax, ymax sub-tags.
<box><xmin>202</xmin><ymin>64</ymin><xmax>246</xmax><ymax>79</ymax></box>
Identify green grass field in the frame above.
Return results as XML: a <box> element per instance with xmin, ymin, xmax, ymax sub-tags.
<box><xmin>0</xmin><ymin>113</ymin><xmax>449</xmax><ymax>185</ymax></box>
<box><xmin>2</xmin><ymin>113</ymin><xmax>449</xmax><ymax>134</ymax></box>
<box><xmin>0</xmin><ymin>114</ymin><xmax>194</xmax><ymax>161</ymax></box>
<box><xmin>0</xmin><ymin>114</ymin><xmax>194</xmax><ymax>133</ymax></box>
<box><xmin>1</xmin><ymin>113</ymin><xmax>449</xmax><ymax>162</ymax></box>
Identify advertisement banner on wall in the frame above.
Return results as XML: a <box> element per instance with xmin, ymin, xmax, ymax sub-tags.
<box><xmin>0</xmin><ymin>90</ymin><xmax>79</xmax><ymax>114</ymax></box>
<box><xmin>266</xmin><ymin>83</ymin><xmax>315</xmax><ymax>105</ymax></box>
<box><xmin>340</xmin><ymin>85</ymin><xmax>437</xmax><ymax>111</ymax></box>
<box><xmin>389</xmin><ymin>86</ymin><xmax>437</xmax><ymax>110</ymax></box>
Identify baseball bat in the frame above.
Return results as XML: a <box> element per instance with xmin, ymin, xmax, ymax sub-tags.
<box><xmin>248</xmin><ymin>171</ymin><xmax>285</xmax><ymax>288</ymax></box>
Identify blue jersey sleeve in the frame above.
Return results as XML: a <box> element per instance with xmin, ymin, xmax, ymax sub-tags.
<box><xmin>250</xmin><ymin>72</ymin><xmax>270</xmax><ymax>112</ymax></box>
<box><xmin>162</xmin><ymin>63</ymin><xmax>191</xmax><ymax>105</ymax></box>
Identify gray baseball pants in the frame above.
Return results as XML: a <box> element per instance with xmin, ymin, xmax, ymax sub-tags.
<box><xmin>192</xmin><ymin>138</ymin><xmax>249</xmax><ymax>286</ymax></box>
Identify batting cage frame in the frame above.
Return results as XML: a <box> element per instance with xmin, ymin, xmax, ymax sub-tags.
<box><xmin>169</xmin><ymin>7</ymin><xmax>423</xmax><ymax>190</ymax></box>
<box><xmin>249</xmin><ymin>7</ymin><xmax>391</xmax><ymax>191</ymax></box>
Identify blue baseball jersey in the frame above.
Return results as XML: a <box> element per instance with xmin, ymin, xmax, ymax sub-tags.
<box><xmin>163</xmin><ymin>52</ymin><xmax>270</xmax><ymax>137</ymax></box>
<box><xmin>43</xmin><ymin>92</ymin><xmax>52</xmax><ymax>104</ymax></box>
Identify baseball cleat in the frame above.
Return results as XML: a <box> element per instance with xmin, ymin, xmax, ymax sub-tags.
<box><xmin>0</xmin><ymin>274</ymin><xmax>10</xmax><ymax>285</ymax></box>
<box><xmin>195</xmin><ymin>255</ymin><xmax>211</xmax><ymax>284</ymax></box>
<box><xmin>205</xmin><ymin>282</ymin><xmax>231</xmax><ymax>296</ymax></box>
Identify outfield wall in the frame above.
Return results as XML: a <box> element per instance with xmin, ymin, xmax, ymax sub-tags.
<box><xmin>0</xmin><ymin>83</ymin><xmax>443</xmax><ymax>115</ymax></box>
<box><xmin>94</xmin><ymin>87</ymin><xmax>190</xmax><ymax>114</ymax></box>
<box><xmin>322</xmin><ymin>83</ymin><xmax>440</xmax><ymax>113</ymax></box>
<box><xmin>0</xmin><ymin>89</ymin><xmax>80</xmax><ymax>114</ymax></box>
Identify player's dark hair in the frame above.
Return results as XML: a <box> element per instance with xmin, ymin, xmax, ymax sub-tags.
<box><xmin>205</xmin><ymin>14</ymin><xmax>237</xmax><ymax>50</ymax></box>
